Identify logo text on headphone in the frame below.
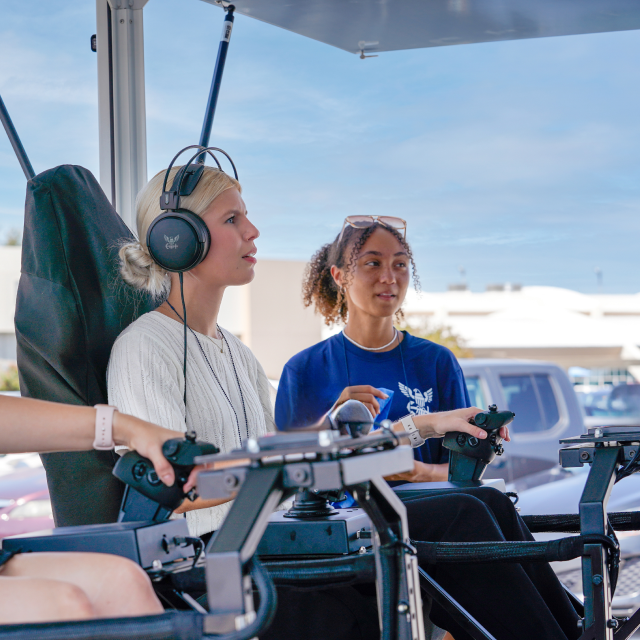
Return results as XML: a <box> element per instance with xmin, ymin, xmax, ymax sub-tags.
<box><xmin>164</xmin><ymin>235</ymin><xmax>179</xmax><ymax>250</ymax></box>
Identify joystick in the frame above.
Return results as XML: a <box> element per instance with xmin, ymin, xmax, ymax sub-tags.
<box><xmin>113</xmin><ymin>433</ymin><xmax>219</xmax><ymax>511</ymax></box>
<box><xmin>327</xmin><ymin>399</ymin><xmax>374</xmax><ymax>437</ymax></box>
<box><xmin>443</xmin><ymin>405</ymin><xmax>514</xmax><ymax>484</ymax></box>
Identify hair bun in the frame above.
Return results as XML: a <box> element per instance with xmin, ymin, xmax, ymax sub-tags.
<box><xmin>118</xmin><ymin>241</ymin><xmax>170</xmax><ymax>299</ymax></box>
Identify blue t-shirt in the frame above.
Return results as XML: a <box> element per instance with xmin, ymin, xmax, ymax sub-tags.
<box><xmin>275</xmin><ymin>332</ymin><xmax>471</xmax><ymax>465</ymax></box>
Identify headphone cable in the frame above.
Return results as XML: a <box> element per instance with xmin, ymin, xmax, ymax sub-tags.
<box><xmin>179</xmin><ymin>272</ymin><xmax>188</xmax><ymax>408</ymax></box>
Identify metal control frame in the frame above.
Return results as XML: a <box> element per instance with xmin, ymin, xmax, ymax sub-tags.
<box><xmin>560</xmin><ymin>427</ymin><xmax>640</xmax><ymax>640</ymax></box>
<box><xmin>195</xmin><ymin>430</ymin><xmax>425</xmax><ymax>640</ymax></box>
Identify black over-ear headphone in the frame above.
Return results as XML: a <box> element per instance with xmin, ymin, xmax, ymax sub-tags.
<box><xmin>146</xmin><ymin>145</ymin><xmax>239</xmax><ymax>273</ymax></box>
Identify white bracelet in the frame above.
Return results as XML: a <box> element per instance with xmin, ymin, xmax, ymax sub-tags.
<box><xmin>400</xmin><ymin>414</ymin><xmax>426</xmax><ymax>449</ymax></box>
<box><xmin>93</xmin><ymin>405</ymin><xmax>116</xmax><ymax>450</ymax></box>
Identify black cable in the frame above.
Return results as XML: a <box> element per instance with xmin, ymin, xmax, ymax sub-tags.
<box><xmin>206</xmin><ymin>557</ymin><xmax>277</xmax><ymax>640</ymax></box>
<box><xmin>616</xmin><ymin>445</ymin><xmax>640</xmax><ymax>483</ymax></box>
<box><xmin>179</xmin><ymin>273</ymin><xmax>188</xmax><ymax>408</ymax></box>
<box><xmin>171</xmin><ymin>536</ymin><xmax>205</xmax><ymax>570</ymax></box>
<box><xmin>607</xmin><ymin>516</ymin><xmax>620</xmax><ymax>595</ymax></box>
<box><xmin>505</xmin><ymin>491</ymin><xmax>519</xmax><ymax>506</ymax></box>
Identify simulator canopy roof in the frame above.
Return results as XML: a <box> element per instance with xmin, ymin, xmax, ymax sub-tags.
<box><xmin>202</xmin><ymin>0</ymin><xmax>640</xmax><ymax>54</ymax></box>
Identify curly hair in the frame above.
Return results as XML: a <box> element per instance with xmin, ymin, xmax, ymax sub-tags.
<box><xmin>302</xmin><ymin>223</ymin><xmax>420</xmax><ymax>326</ymax></box>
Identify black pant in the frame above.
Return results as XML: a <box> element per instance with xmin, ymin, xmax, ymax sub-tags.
<box><xmin>403</xmin><ymin>487</ymin><xmax>580</xmax><ymax>640</ymax></box>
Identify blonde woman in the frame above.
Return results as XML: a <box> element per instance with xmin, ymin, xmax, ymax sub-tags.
<box><xmin>107</xmin><ymin>165</ymin><xmax>273</xmax><ymax>539</ymax></box>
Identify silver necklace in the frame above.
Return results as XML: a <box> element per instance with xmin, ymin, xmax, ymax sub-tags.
<box><xmin>342</xmin><ymin>328</ymin><xmax>398</xmax><ymax>352</ymax></box>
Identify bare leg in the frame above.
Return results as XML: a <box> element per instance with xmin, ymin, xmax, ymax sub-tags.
<box><xmin>0</xmin><ymin>576</ymin><xmax>94</xmax><ymax>623</ymax></box>
<box><xmin>1</xmin><ymin>552</ymin><xmax>163</xmax><ymax>619</ymax></box>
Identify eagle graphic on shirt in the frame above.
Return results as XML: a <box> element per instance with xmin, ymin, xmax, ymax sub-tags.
<box><xmin>399</xmin><ymin>383</ymin><xmax>433</xmax><ymax>415</ymax></box>
<box><xmin>164</xmin><ymin>235</ymin><xmax>179</xmax><ymax>250</ymax></box>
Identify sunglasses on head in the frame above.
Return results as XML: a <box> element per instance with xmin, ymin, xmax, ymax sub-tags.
<box><xmin>338</xmin><ymin>216</ymin><xmax>407</xmax><ymax>243</ymax></box>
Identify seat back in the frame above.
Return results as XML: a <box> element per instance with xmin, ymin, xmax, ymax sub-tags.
<box><xmin>15</xmin><ymin>165</ymin><xmax>155</xmax><ymax>526</ymax></box>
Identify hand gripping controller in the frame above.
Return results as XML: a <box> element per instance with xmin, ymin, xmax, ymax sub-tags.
<box><xmin>443</xmin><ymin>405</ymin><xmax>515</xmax><ymax>483</ymax></box>
<box><xmin>113</xmin><ymin>432</ymin><xmax>219</xmax><ymax>511</ymax></box>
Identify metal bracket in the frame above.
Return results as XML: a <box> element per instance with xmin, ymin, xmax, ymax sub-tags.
<box><xmin>358</xmin><ymin>40</ymin><xmax>379</xmax><ymax>59</ymax></box>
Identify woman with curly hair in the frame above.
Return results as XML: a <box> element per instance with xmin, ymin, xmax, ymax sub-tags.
<box><xmin>273</xmin><ymin>218</ymin><xmax>581</xmax><ymax>640</ymax></box>
<box><xmin>276</xmin><ymin>216</ymin><xmax>477</xmax><ymax>483</ymax></box>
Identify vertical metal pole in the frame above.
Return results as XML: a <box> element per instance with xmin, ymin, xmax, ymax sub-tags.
<box><xmin>0</xmin><ymin>93</ymin><xmax>35</xmax><ymax>181</ymax></box>
<box><xmin>579</xmin><ymin>445</ymin><xmax>619</xmax><ymax>639</ymax></box>
<box><xmin>96</xmin><ymin>0</ymin><xmax>115</xmax><ymax>207</ymax></box>
<box><xmin>351</xmin><ymin>477</ymin><xmax>425</xmax><ymax>640</ymax></box>
<box><xmin>198</xmin><ymin>5</ymin><xmax>235</xmax><ymax>157</ymax></box>
<box><xmin>96</xmin><ymin>0</ymin><xmax>149</xmax><ymax>229</ymax></box>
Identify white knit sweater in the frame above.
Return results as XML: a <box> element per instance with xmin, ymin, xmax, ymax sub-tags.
<box><xmin>107</xmin><ymin>311</ymin><xmax>275</xmax><ymax>536</ymax></box>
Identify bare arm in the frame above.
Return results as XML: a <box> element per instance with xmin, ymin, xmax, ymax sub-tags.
<box><xmin>331</xmin><ymin>390</ymin><xmax>510</xmax><ymax>443</ymax></box>
<box><xmin>0</xmin><ymin>395</ymin><xmax>178</xmax><ymax>486</ymax></box>
<box><xmin>173</xmin><ymin>496</ymin><xmax>230</xmax><ymax>514</ymax></box>
<box><xmin>385</xmin><ymin>461</ymin><xmax>448</xmax><ymax>483</ymax></box>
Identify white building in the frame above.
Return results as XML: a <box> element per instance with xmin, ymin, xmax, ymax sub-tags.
<box><xmin>0</xmin><ymin>247</ymin><xmax>20</xmax><ymax>361</ymax></box>
<box><xmin>403</xmin><ymin>286</ymin><xmax>640</xmax><ymax>374</ymax></box>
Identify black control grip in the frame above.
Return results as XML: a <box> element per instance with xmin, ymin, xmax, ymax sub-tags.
<box><xmin>443</xmin><ymin>405</ymin><xmax>514</xmax><ymax>483</ymax></box>
<box><xmin>162</xmin><ymin>433</ymin><xmax>219</xmax><ymax>467</ymax></box>
<box><xmin>113</xmin><ymin>451</ymin><xmax>187</xmax><ymax>510</ymax></box>
<box><xmin>113</xmin><ymin>435</ymin><xmax>220</xmax><ymax>510</ymax></box>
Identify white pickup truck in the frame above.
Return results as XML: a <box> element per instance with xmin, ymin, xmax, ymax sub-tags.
<box><xmin>459</xmin><ymin>359</ymin><xmax>585</xmax><ymax>485</ymax></box>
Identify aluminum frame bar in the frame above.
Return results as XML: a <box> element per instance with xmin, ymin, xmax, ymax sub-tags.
<box><xmin>0</xmin><ymin>93</ymin><xmax>35</xmax><ymax>180</ymax></box>
<box><xmin>96</xmin><ymin>0</ymin><xmax>149</xmax><ymax>229</ymax></box>
<box><xmin>579</xmin><ymin>446</ymin><xmax>619</xmax><ymax>638</ymax></box>
<box><xmin>198</xmin><ymin>4</ymin><xmax>235</xmax><ymax>157</ymax></box>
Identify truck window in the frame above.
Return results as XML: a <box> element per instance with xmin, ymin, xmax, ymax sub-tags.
<box><xmin>534</xmin><ymin>374</ymin><xmax>560</xmax><ymax>428</ymax></box>
<box><xmin>499</xmin><ymin>374</ymin><xmax>560</xmax><ymax>433</ymax></box>
<box><xmin>465</xmin><ymin>376</ymin><xmax>486</xmax><ymax>409</ymax></box>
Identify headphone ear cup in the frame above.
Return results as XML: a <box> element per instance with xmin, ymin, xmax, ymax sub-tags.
<box><xmin>146</xmin><ymin>210</ymin><xmax>210</xmax><ymax>272</ymax></box>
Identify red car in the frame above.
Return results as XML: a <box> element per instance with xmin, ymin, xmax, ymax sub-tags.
<box><xmin>0</xmin><ymin>455</ymin><xmax>53</xmax><ymax>538</ymax></box>
<box><xmin>0</xmin><ymin>489</ymin><xmax>53</xmax><ymax>537</ymax></box>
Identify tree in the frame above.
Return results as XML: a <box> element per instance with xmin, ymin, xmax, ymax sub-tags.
<box><xmin>4</xmin><ymin>228</ymin><xmax>22</xmax><ymax>246</ymax></box>
<box><xmin>0</xmin><ymin>365</ymin><xmax>19</xmax><ymax>391</ymax></box>
<box><xmin>398</xmin><ymin>319</ymin><xmax>473</xmax><ymax>358</ymax></box>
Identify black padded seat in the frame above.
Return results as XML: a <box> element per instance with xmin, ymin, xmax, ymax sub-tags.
<box><xmin>15</xmin><ymin>165</ymin><xmax>155</xmax><ymax>526</ymax></box>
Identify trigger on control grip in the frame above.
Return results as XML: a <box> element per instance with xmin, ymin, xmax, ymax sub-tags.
<box><xmin>162</xmin><ymin>436</ymin><xmax>219</xmax><ymax>467</ymax></box>
<box><xmin>443</xmin><ymin>405</ymin><xmax>515</xmax><ymax>484</ymax></box>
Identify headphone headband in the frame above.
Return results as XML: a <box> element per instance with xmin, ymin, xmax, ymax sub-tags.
<box><xmin>160</xmin><ymin>145</ymin><xmax>239</xmax><ymax>211</ymax></box>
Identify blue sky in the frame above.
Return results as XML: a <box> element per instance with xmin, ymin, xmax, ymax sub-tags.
<box><xmin>1</xmin><ymin>1</ymin><xmax>639</xmax><ymax>293</ymax></box>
